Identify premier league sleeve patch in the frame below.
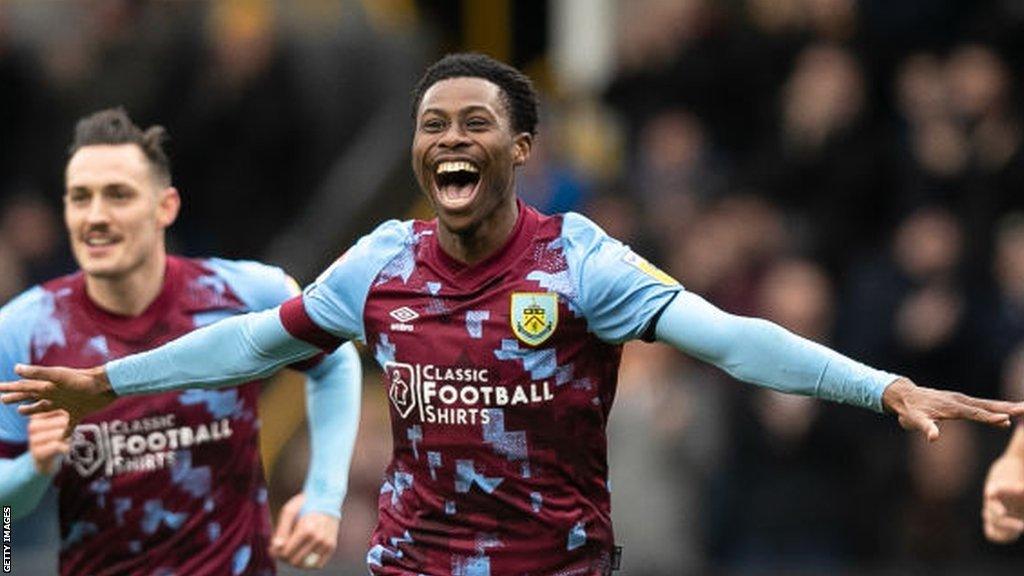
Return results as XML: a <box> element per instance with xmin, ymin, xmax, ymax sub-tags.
<box><xmin>621</xmin><ymin>251</ymin><xmax>679</xmax><ymax>286</ymax></box>
<box><xmin>510</xmin><ymin>292</ymin><xmax>558</xmax><ymax>346</ymax></box>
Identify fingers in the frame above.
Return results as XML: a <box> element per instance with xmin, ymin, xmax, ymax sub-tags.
<box><xmin>899</xmin><ymin>412</ymin><xmax>940</xmax><ymax>442</ymax></box>
<box><xmin>0</xmin><ymin>375</ymin><xmax>51</xmax><ymax>394</ymax></box>
<box><xmin>29</xmin><ymin>412</ymin><xmax>71</xmax><ymax>475</ymax></box>
<box><xmin>28</xmin><ymin>410</ymin><xmax>71</xmax><ymax>432</ymax></box>
<box><xmin>962</xmin><ymin>397</ymin><xmax>1024</xmax><ymax>416</ymax></box>
<box><xmin>29</xmin><ymin>424</ymin><xmax>70</xmax><ymax>446</ymax></box>
<box><xmin>17</xmin><ymin>399</ymin><xmax>55</xmax><ymax>416</ymax></box>
<box><xmin>1</xmin><ymin>391</ymin><xmax>40</xmax><ymax>405</ymax></box>
<box><xmin>271</xmin><ymin>498</ymin><xmax>302</xmax><ymax>557</ymax></box>
<box><xmin>985</xmin><ymin>513</ymin><xmax>1024</xmax><ymax>543</ymax></box>
<box><xmin>984</xmin><ymin>498</ymin><xmax>1024</xmax><ymax>543</ymax></box>
<box><xmin>284</xmin><ymin>527</ymin><xmax>322</xmax><ymax>568</ymax></box>
<box><xmin>281</xmin><ymin>515</ymin><xmax>337</xmax><ymax>570</ymax></box>
<box><xmin>988</xmin><ymin>484</ymin><xmax>1024</xmax><ymax>502</ymax></box>
<box><xmin>924</xmin><ymin>390</ymin><xmax>1014</xmax><ymax>429</ymax></box>
<box><xmin>14</xmin><ymin>364</ymin><xmax>67</xmax><ymax>382</ymax></box>
<box><xmin>945</xmin><ymin>394</ymin><xmax>1015</xmax><ymax>423</ymax></box>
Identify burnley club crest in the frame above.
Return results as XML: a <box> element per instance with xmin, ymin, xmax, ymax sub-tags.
<box><xmin>510</xmin><ymin>292</ymin><xmax>558</xmax><ymax>346</ymax></box>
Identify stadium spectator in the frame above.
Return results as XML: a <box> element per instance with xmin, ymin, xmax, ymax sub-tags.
<box><xmin>4</xmin><ymin>54</ymin><xmax>1024</xmax><ymax>576</ymax></box>
<box><xmin>0</xmin><ymin>108</ymin><xmax>362</xmax><ymax>574</ymax></box>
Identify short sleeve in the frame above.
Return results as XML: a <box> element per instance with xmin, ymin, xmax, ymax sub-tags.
<box><xmin>561</xmin><ymin>212</ymin><xmax>683</xmax><ymax>344</ymax></box>
<box><xmin>202</xmin><ymin>258</ymin><xmax>300</xmax><ymax>311</ymax></box>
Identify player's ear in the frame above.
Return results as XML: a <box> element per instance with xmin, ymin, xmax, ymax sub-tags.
<box><xmin>512</xmin><ymin>132</ymin><xmax>533</xmax><ymax>167</ymax></box>
<box><xmin>156</xmin><ymin>187</ymin><xmax>181</xmax><ymax>228</ymax></box>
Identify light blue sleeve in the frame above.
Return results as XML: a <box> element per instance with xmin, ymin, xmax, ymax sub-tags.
<box><xmin>0</xmin><ymin>287</ymin><xmax>55</xmax><ymax>515</ymax></box>
<box><xmin>202</xmin><ymin>258</ymin><xmax>298</xmax><ymax>312</ymax></box>
<box><xmin>0</xmin><ymin>454</ymin><xmax>53</xmax><ymax>519</ymax></box>
<box><xmin>560</xmin><ymin>213</ymin><xmax>682</xmax><ymax>343</ymax></box>
<box><xmin>108</xmin><ymin>308</ymin><xmax>321</xmax><ymax>395</ymax></box>
<box><xmin>300</xmin><ymin>342</ymin><xmax>361</xmax><ymax>518</ymax></box>
<box><xmin>655</xmin><ymin>291</ymin><xmax>899</xmax><ymax>412</ymax></box>
<box><xmin>301</xmin><ymin>220</ymin><xmax>416</xmax><ymax>343</ymax></box>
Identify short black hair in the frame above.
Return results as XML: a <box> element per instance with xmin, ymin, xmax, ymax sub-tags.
<box><xmin>412</xmin><ymin>53</ymin><xmax>539</xmax><ymax>136</ymax></box>
<box><xmin>68</xmin><ymin>107</ymin><xmax>171</xmax><ymax>185</ymax></box>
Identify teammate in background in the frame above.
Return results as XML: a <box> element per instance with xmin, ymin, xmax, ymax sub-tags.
<box><xmin>983</xmin><ymin>426</ymin><xmax>1024</xmax><ymax>542</ymax></box>
<box><xmin>0</xmin><ymin>109</ymin><xmax>362</xmax><ymax>574</ymax></box>
<box><xmin>4</xmin><ymin>56</ymin><xmax>1024</xmax><ymax>575</ymax></box>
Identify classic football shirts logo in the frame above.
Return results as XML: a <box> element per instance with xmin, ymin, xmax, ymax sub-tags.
<box><xmin>67</xmin><ymin>414</ymin><xmax>233</xmax><ymax>477</ymax></box>
<box><xmin>384</xmin><ymin>362</ymin><xmax>555</xmax><ymax>425</ymax></box>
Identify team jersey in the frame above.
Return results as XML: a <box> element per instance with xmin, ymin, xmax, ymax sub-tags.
<box><xmin>0</xmin><ymin>256</ymin><xmax>304</xmax><ymax>576</ymax></box>
<box><xmin>280</xmin><ymin>201</ymin><xmax>682</xmax><ymax>575</ymax></box>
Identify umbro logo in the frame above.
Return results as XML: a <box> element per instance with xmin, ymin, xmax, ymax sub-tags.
<box><xmin>390</xmin><ymin>307</ymin><xmax>419</xmax><ymax>323</ymax></box>
<box><xmin>389</xmin><ymin>306</ymin><xmax>419</xmax><ymax>332</ymax></box>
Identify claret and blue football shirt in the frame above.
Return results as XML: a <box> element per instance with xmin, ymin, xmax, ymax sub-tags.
<box><xmin>0</xmin><ymin>256</ymin><xmax>311</xmax><ymax>576</ymax></box>
<box><xmin>281</xmin><ymin>201</ymin><xmax>681</xmax><ymax>575</ymax></box>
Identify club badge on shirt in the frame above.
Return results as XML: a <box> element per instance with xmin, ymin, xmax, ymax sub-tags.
<box><xmin>510</xmin><ymin>292</ymin><xmax>558</xmax><ymax>346</ymax></box>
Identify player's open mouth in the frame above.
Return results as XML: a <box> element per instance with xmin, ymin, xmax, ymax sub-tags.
<box><xmin>432</xmin><ymin>160</ymin><xmax>481</xmax><ymax>210</ymax></box>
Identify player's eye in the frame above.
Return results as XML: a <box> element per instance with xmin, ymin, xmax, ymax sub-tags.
<box><xmin>106</xmin><ymin>187</ymin><xmax>135</xmax><ymax>201</ymax></box>
<box><xmin>67</xmin><ymin>191</ymin><xmax>90</xmax><ymax>204</ymax></box>
<box><xmin>422</xmin><ymin>118</ymin><xmax>446</xmax><ymax>132</ymax></box>
<box><xmin>466</xmin><ymin>117</ymin><xmax>490</xmax><ymax>130</ymax></box>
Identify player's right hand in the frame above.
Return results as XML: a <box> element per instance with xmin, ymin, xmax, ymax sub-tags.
<box><xmin>983</xmin><ymin>455</ymin><xmax>1024</xmax><ymax>543</ymax></box>
<box><xmin>0</xmin><ymin>364</ymin><xmax>116</xmax><ymax>436</ymax></box>
<box><xmin>27</xmin><ymin>409</ymin><xmax>71</xmax><ymax>475</ymax></box>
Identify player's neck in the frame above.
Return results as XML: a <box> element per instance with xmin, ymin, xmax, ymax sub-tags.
<box><xmin>84</xmin><ymin>251</ymin><xmax>168</xmax><ymax>317</ymax></box>
<box><xmin>438</xmin><ymin>196</ymin><xmax>519</xmax><ymax>265</ymax></box>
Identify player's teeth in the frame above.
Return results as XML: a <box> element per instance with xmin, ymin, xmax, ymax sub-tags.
<box><xmin>436</xmin><ymin>161</ymin><xmax>478</xmax><ymax>174</ymax></box>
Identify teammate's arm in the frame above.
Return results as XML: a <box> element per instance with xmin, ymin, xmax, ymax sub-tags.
<box><xmin>0</xmin><ymin>453</ymin><xmax>52</xmax><ymax>519</ymax></box>
<box><xmin>984</xmin><ymin>424</ymin><xmax>1024</xmax><ymax>542</ymax></box>
<box><xmin>0</xmin><ymin>411</ymin><xmax>69</xmax><ymax>519</ymax></box>
<box><xmin>271</xmin><ymin>342</ymin><xmax>362</xmax><ymax>569</ymax></box>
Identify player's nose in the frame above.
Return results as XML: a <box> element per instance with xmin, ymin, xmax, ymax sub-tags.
<box><xmin>438</xmin><ymin>125</ymin><xmax>471</xmax><ymax>148</ymax></box>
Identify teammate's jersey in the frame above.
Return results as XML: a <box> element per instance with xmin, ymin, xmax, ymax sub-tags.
<box><xmin>0</xmin><ymin>256</ymin><xmax>302</xmax><ymax>576</ymax></box>
<box><xmin>281</xmin><ymin>202</ymin><xmax>682</xmax><ymax>575</ymax></box>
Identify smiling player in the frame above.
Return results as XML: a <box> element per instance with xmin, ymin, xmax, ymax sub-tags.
<box><xmin>0</xmin><ymin>109</ymin><xmax>361</xmax><ymax>574</ymax></box>
<box><xmin>4</xmin><ymin>56</ymin><xmax>1024</xmax><ymax>575</ymax></box>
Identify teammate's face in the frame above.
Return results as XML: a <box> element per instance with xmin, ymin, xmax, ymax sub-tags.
<box><xmin>64</xmin><ymin>144</ymin><xmax>179</xmax><ymax>279</ymax></box>
<box><xmin>412</xmin><ymin>77</ymin><xmax>532</xmax><ymax>235</ymax></box>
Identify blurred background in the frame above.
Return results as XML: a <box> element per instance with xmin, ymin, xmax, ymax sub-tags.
<box><xmin>5</xmin><ymin>0</ymin><xmax>1024</xmax><ymax>574</ymax></box>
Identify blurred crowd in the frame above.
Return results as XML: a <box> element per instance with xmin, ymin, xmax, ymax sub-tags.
<box><xmin>583</xmin><ymin>0</ymin><xmax>1024</xmax><ymax>574</ymax></box>
<box><xmin>6</xmin><ymin>0</ymin><xmax>1024</xmax><ymax>574</ymax></box>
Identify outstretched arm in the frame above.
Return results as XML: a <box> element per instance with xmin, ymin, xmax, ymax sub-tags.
<box><xmin>655</xmin><ymin>291</ymin><xmax>1024</xmax><ymax>440</ymax></box>
<box><xmin>984</xmin><ymin>424</ymin><xmax>1024</xmax><ymax>543</ymax></box>
<box><xmin>271</xmin><ymin>343</ymin><xmax>362</xmax><ymax>569</ymax></box>
<box><xmin>0</xmin><ymin>307</ymin><xmax>326</xmax><ymax>427</ymax></box>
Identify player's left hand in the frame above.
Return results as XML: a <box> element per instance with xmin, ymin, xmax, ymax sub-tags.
<box><xmin>270</xmin><ymin>493</ymin><xmax>339</xmax><ymax>570</ymax></box>
<box><xmin>882</xmin><ymin>377</ymin><xmax>1024</xmax><ymax>442</ymax></box>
